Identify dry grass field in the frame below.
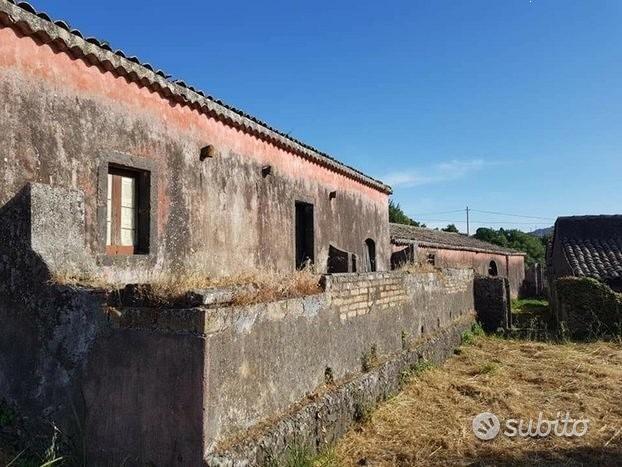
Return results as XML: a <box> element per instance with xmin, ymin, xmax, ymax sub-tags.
<box><xmin>327</xmin><ymin>335</ymin><xmax>622</xmax><ymax>466</ymax></box>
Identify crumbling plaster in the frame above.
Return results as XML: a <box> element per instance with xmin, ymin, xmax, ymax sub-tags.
<box><xmin>0</xmin><ymin>25</ymin><xmax>390</xmax><ymax>283</ymax></box>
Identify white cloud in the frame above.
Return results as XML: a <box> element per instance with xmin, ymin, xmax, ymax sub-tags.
<box><xmin>383</xmin><ymin>159</ymin><xmax>488</xmax><ymax>188</ymax></box>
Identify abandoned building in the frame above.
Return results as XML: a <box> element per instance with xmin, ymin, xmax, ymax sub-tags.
<box><xmin>547</xmin><ymin>215</ymin><xmax>622</xmax><ymax>293</ymax></box>
<box><xmin>0</xmin><ymin>1</ymin><xmax>515</xmax><ymax>465</ymax></box>
<box><xmin>0</xmin><ymin>0</ymin><xmax>391</xmax><ymax>285</ymax></box>
<box><xmin>390</xmin><ymin>223</ymin><xmax>526</xmax><ymax>298</ymax></box>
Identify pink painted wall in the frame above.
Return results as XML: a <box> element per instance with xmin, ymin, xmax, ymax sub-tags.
<box><xmin>393</xmin><ymin>245</ymin><xmax>526</xmax><ymax>298</ymax></box>
<box><xmin>0</xmin><ymin>25</ymin><xmax>390</xmax><ymax>281</ymax></box>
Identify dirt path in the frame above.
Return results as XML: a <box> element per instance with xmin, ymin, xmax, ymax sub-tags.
<box><xmin>330</xmin><ymin>336</ymin><xmax>622</xmax><ymax>466</ymax></box>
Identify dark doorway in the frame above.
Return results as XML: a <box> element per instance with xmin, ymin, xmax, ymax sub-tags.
<box><xmin>365</xmin><ymin>238</ymin><xmax>377</xmax><ymax>272</ymax></box>
<box><xmin>295</xmin><ymin>202</ymin><xmax>314</xmax><ymax>269</ymax></box>
<box><xmin>488</xmin><ymin>260</ymin><xmax>498</xmax><ymax>277</ymax></box>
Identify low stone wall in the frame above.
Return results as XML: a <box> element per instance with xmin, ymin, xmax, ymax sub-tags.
<box><xmin>1</xmin><ymin>267</ymin><xmax>475</xmax><ymax>465</ymax></box>
<box><xmin>82</xmin><ymin>268</ymin><xmax>474</xmax><ymax>464</ymax></box>
<box><xmin>207</xmin><ymin>315</ymin><xmax>473</xmax><ymax>466</ymax></box>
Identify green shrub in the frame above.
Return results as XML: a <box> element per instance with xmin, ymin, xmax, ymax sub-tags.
<box><xmin>471</xmin><ymin>322</ymin><xmax>485</xmax><ymax>337</ymax></box>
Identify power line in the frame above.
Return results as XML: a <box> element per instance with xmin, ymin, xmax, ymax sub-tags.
<box><xmin>411</xmin><ymin>208</ymin><xmax>554</xmax><ymax>221</ymax></box>
<box><xmin>469</xmin><ymin>209</ymin><xmax>554</xmax><ymax>221</ymax></box>
<box><xmin>413</xmin><ymin>218</ymin><xmax>551</xmax><ymax>226</ymax></box>
<box><xmin>408</xmin><ymin>209</ymin><xmax>464</xmax><ymax>216</ymax></box>
<box><xmin>470</xmin><ymin>220</ymin><xmax>551</xmax><ymax>226</ymax></box>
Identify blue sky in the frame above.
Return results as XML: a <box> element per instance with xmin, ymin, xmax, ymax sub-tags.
<box><xmin>33</xmin><ymin>0</ymin><xmax>622</xmax><ymax>232</ymax></box>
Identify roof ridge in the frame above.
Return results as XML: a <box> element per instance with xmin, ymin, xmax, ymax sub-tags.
<box><xmin>0</xmin><ymin>0</ymin><xmax>392</xmax><ymax>194</ymax></box>
<box><xmin>389</xmin><ymin>223</ymin><xmax>525</xmax><ymax>256</ymax></box>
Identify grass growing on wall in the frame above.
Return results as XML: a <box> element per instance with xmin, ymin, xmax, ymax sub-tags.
<box><xmin>52</xmin><ymin>267</ymin><xmax>323</xmax><ymax>307</ymax></box>
<box><xmin>556</xmin><ymin>277</ymin><xmax>622</xmax><ymax>340</ymax></box>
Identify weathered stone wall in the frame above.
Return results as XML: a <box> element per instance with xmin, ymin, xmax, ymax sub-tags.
<box><xmin>408</xmin><ymin>246</ymin><xmax>525</xmax><ymax>299</ymax></box>
<box><xmin>0</xmin><ymin>23</ymin><xmax>390</xmax><ymax>283</ymax></box>
<box><xmin>522</xmin><ymin>263</ymin><xmax>545</xmax><ymax>297</ymax></box>
<box><xmin>0</xmin><ymin>183</ymin><xmax>108</xmax><ymax>435</ymax></box>
<box><xmin>474</xmin><ymin>276</ymin><xmax>511</xmax><ymax>332</ymax></box>
<box><xmin>208</xmin><ymin>316</ymin><xmax>473</xmax><ymax>466</ymax></box>
<box><xmin>81</xmin><ymin>269</ymin><xmax>475</xmax><ymax>464</ymax></box>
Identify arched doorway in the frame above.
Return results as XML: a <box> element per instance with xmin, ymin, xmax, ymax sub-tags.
<box><xmin>365</xmin><ymin>238</ymin><xmax>376</xmax><ymax>272</ymax></box>
<box><xmin>488</xmin><ymin>260</ymin><xmax>498</xmax><ymax>277</ymax></box>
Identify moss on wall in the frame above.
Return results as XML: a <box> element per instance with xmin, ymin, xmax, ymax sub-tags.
<box><xmin>555</xmin><ymin>277</ymin><xmax>622</xmax><ymax>339</ymax></box>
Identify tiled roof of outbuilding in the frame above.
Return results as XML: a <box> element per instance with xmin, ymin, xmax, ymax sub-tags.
<box><xmin>553</xmin><ymin>215</ymin><xmax>622</xmax><ymax>280</ymax></box>
<box><xmin>390</xmin><ymin>223</ymin><xmax>525</xmax><ymax>256</ymax></box>
<box><xmin>0</xmin><ymin>0</ymin><xmax>392</xmax><ymax>194</ymax></box>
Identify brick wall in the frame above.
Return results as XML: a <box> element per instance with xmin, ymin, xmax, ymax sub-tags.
<box><xmin>325</xmin><ymin>272</ymin><xmax>409</xmax><ymax>320</ymax></box>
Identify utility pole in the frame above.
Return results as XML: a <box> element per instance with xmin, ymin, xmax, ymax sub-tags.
<box><xmin>466</xmin><ymin>206</ymin><xmax>470</xmax><ymax>236</ymax></box>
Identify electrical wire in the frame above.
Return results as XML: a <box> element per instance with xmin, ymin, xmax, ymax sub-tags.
<box><xmin>407</xmin><ymin>209</ymin><xmax>465</xmax><ymax>216</ymax></box>
<box><xmin>469</xmin><ymin>209</ymin><xmax>554</xmax><ymax>221</ymax></box>
<box><xmin>411</xmin><ymin>219</ymin><xmax>550</xmax><ymax>226</ymax></box>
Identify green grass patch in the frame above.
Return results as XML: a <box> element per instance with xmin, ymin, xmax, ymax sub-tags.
<box><xmin>511</xmin><ymin>298</ymin><xmax>548</xmax><ymax>314</ymax></box>
<box><xmin>461</xmin><ymin>322</ymin><xmax>485</xmax><ymax>345</ymax></box>
<box><xmin>478</xmin><ymin>362</ymin><xmax>501</xmax><ymax>375</ymax></box>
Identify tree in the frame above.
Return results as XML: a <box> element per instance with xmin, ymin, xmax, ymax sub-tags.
<box><xmin>474</xmin><ymin>227</ymin><xmax>546</xmax><ymax>266</ymax></box>
<box><xmin>442</xmin><ymin>224</ymin><xmax>459</xmax><ymax>233</ymax></box>
<box><xmin>388</xmin><ymin>200</ymin><xmax>426</xmax><ymax>227</ymax></box>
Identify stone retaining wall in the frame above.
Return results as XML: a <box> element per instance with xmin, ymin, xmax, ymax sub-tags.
<box><xmin>207</xmin><ymin>315</ymin><xmax>473</xmax><ymax>466</ymax></box>
<box><xmin>83</xmin><ymin>269</ymin><xmax>474</xmax><ymax>464</ymax></box>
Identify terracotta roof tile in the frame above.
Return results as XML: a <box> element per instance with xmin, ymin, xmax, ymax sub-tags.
<box><xmin>390</xmin><ymin>223</ymin><xmax>525</xmax><ymax>256</ymax></box>
<box><xmin>554</xmin><ymin>215</ymin><xmax>622</xmax><ymax>280</ymax></box>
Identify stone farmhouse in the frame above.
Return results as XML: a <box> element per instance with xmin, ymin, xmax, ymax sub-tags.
<box><xmin>0</xmin><ymin>0</ymin><xmax>391</xmax><ymax>285</ymax></box>
<box><xmin>390</xmin><ymin>223</ymin><xmax>526</xmax><ymax>298</ymax></box>
<box><xmin>0</xmin><ymin>1</ymin><xmax>517</xmax><ymax>464</ymax></box>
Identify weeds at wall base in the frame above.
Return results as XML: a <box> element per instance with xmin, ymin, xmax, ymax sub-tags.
<box><xmin>360</xmin><ymin>344</ymin><xmax>379</xmax><ymax>373</ymax></box>
<box><xmin>460</xmin><ymin>322</ymin><xmax>485</xmax><ymax>345</ymax></box>
<box><xmin>399</xmin><ymin>358</ymin><xmax>435</xmax><ymax>387</ymax></box>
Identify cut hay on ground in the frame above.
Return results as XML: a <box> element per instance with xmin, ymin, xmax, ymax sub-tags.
<box><xmin>331</xmin><ymin>336</ymin><xmax>622</xmax><ymax>466</ymax></box>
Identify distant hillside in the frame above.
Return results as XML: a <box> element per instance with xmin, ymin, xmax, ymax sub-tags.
<box><xmin>529</xmin><ymin>226</ymin><xmax>553</xmax><ymax>238</ymax></box>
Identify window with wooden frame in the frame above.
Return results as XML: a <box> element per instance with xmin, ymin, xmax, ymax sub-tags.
<box><xmin>106</xmin><ymin>166</ymin><xmax>150</xmax><ymax>255</ymax></box>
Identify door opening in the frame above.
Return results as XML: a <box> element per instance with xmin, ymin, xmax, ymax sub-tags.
<box><xmin>295</xmin><ymin>202</ymin><xmax>314</xmax><ymax>269</ymax></box>
<box><xmin>365</xmin><ymin>238</ymin><xmax>377</xmax><ymax>272</ymax></box>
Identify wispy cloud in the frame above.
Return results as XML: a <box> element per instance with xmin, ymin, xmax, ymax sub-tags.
<box><xmin>383</xmin><ymin>159</ymin><xmax>489</xmax><ymax>188</ymax></box>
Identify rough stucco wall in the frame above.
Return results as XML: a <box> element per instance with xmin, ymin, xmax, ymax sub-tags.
<box><xmin>474</xmin><ymin>276</ymin><xmax>511</xmax><ymax>332</ymax></box>
<box><xmin>507</xmin><ymin>254</ymin><xmax>526</xmax><ymax>298</ymax></box>
<box><xmin>0</xmin><ymin>184</ymin><xmax>109</xmax><ymax>432</ymax></box>
<box><xmin>203</xmin><ymin>269</ymin><xmax>473</xmax><ymax>448</ymax></box>
<box><xmin>83</xmin><ymin>330</ymin><xmax>206</xmax><ymax>466</ymax></box>
<box><xmin>208</xmin><ymin>316</ymin><xmax>473</xmax><ymax>466</ymax></box>
<box><xmin>411</xmin><ymin>247</ymin><xmax>525</xmax><ymax>298</ymax></box>
<box><xmin>0</xmin><ymin>25</ymin><xmax>389</xmax><ymax>282</ymax></box>
<box><xmin>82</xmin><ymin>269</ymin><xmax>475</xmax><ymax>462</ymax></box>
